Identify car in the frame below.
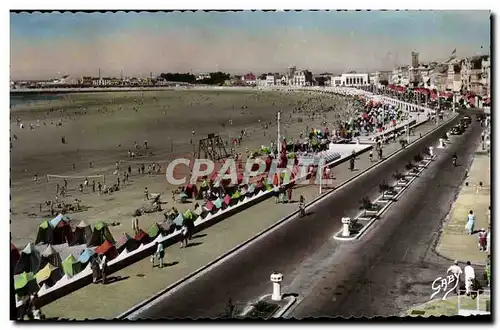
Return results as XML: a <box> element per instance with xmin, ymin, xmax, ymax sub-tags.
<box><xmin>451</xmin><ymin>126</ymin><xmax>464</xmax><ymax>135</ymax></box>
<box><xmin>463</xmin><ymin>116</ymin><xmax>472</xmax><ymax>125</ymax></box>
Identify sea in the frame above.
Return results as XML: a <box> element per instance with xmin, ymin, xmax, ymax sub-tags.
<box><xmin>10</xmin><ymin>94</ymin><xmax>63</xmax><ymax>108</ymax></box>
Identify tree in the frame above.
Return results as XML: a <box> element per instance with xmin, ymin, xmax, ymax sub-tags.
<box><xmin>405</xmin><ymin>162</ymin><xmax>414</xmax><ymax>171</ymax></box>
<box><xmin>379</xmin><ymin>181</ymin><xmax>391</xmax><ymax>199</ymax></box>
<box><xmin>359</xmin><ymin>197</ymin><xmax>377</xmax><ymax>216</ymax></box>
<box><xmin>393</xmin><ymin>171</ymin><xmax>405</xmax><ymax>182</ymax></box>
<box><xmin>413</xmin><ymin>154</ymin><xmax>424</xmax><ymax>163</ymax></box>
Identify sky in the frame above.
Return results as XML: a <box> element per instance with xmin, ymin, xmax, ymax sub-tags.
<box><xmin>10</xmin><ymin>10</ymin><xmax>491</xmax><ymax>80</ymax></box>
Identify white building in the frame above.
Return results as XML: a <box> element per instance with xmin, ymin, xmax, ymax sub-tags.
<box><xmin>329</xmin><ymin>73</ymin><xmax>369</xmax><ymax>87</ymax></box>
<box><xmin>196</xmin><ymin>73</ymin><xmax>211</xmax><ymax>81</ymax></box>
<box><xmin>292</xmin><ymin>70</ymin><xmax>307</xmax><ymax>86</ymax></box>
<box><xmin>266</xmin><ymin>75</ymin><xmax>276</xmax><ymax>86</ymax></box>
<box><xmin>482</xmin><ymin>56</ymin><xmax>490</xmax><ymax>96</ymax></box>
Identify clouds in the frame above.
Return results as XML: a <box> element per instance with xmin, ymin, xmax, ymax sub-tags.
<box><xmin>10</xmin><ymin>11</ymin><xmax>491</xmax><ymax>79</ymax></box>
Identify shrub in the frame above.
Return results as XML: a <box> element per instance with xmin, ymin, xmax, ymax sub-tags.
<box><xmin>359</xmin><ymin>197</ymin><xmax>374</xmax><ymax>211</ymax></box>
<box><xmin>405</xmin><ymin>162</ymin><xmax>414</xmax><ymax>171</ymax></box>
<box><xmin>413</xmin><ymin>154</ymin><xmax>423</xmax><ymax>163</ymax></box>
<box><xmin>393</xmin><ymin>171</ymin><xmax>405</xmax><ymax>181</ymax></box>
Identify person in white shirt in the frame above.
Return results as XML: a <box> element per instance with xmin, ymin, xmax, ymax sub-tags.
<box><xmin>447</xmin><ymin>261</ymin><xmax>463</xmax><ymax>294</ymax></box>
<box><xmin>464</xmin><ymin>261</ymin><xmax>475</xmax><ymax>295</ymax></box>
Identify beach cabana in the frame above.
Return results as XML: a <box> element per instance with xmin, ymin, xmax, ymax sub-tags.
<box><xmin>134</xmin><ymin>230</ymin><xmax>150</xmax><ymax>245</ymax></box>
<box><xmin>116</xmin><ymin>233</ymin><xmax>139</xmax><ymax>253</ymax></box>
<box><xmin>88</xmin><ymin>221</ymin><xmax>115</xmax><ymax>247</ymax></box>
<box><xmin>70</xmin><ymin>220</ymin><xmax>92</xmax><ymax>246</ymax></box>
<box><xmin>50</xmin><ymin>214</ymin><xmax>73</xmax><ymax>245</ymax></box>
<box><xmin>35</xmin><ymin>263</ymin><xmax>62</xmax><ymax>287</ymax></box>
<box><xmin>94</xmin><ymin>240</ymin><xmax>118</xmax><ymax>261</ymax></box>
<box><xmin>61</xmin><ymin>254</ymin><xmax>82</xmax><ymax>277</ymax></box>
<box><xmin>147</xmin><ymin>222</ymin><xmax>161</xmax><ymax>240</ymax></box>
<box><xmin>14</xmin><ymin>272</ymin><xmax>39</xmax><ymax>296</ymax></box>
<box><xmin>77</xmin><ymin>248</ymin><xmax>96</xmax><ymax>267</ymax></box>
<box><xmin>11</xmin><ymin>243</ymin><xmax>20</xmax><ymax>267</ymax></box>
<box><xmin>173</xmin><ymin>213</ymin><xmax>184</xmax><ymax>227</ymax></box>
<box><xmin>15</xmin><ymin>243</ymin><xmax>41</xmax><ymax>275</ymax></box>
<box><xmin>35</xmin><ymin>220</ymin><xmax>54</xmax><ymax>245</ymax></box>
<box><xmin>40</xmin><ymin>245</ymin><xmax>62</xmax><ymax>270</ymax></box>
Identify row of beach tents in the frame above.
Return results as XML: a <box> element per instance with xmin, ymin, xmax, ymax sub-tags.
<box><xmin>12</xmin><ymin>178</ymin><xmax>283</xmax><ymax>297</ymax></box>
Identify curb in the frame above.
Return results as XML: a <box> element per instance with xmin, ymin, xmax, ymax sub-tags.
<box><xmin>117</xmin><ymin>112</ymin><xmax>458</xmax><ymax>319</ymax></box>
<box><xmin>272</xmin><ymin>296</ymin><xmax>297</xmax><ymax>318</ymax></box>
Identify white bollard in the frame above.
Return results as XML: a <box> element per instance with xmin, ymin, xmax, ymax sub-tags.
<box><xmin>438</xmin><ymin>138</ymin><xmax>445</xmax><ymax>148</ymax></box>
<box><xmin>446</xmin><ymin>132</ymin><xmax>450</xmax><ymax>140</ymax></box>
<box><xmin>356</xmin><ymin>138</ymin><xmax>360</xmax><ymax>145</ymax></box>
<box><xmin>429</xmin><ymin>146</ymin><xmax>434</xmax><ymax>158</ymax></box>
<box><xmin>342</xmin><ymin>217</ymin><xmax>351</xmax><ymax>237</ymax></box>
<box><xmin>270</xmin><ymin>272</ymin><xmax>283</xmax><ymax>301</ymax></box>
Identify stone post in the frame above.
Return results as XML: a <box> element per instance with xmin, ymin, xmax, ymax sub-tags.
<box><xmin>342</xmin><ymin>217</ymin><xmax>351</xmax><ymax>237</ymax></box>
<box><xmin>270</xmin><ymin>272</ymin><xmax>283</xmax><ymax>301</ymax></box>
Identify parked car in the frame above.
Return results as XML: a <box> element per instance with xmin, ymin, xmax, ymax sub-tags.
<box><xmin>451</xmin><ymin>126</ymin><xmax>464</xmax><ymax>135</ymax></box>
<box><xmin>463</xmin><ymin>116</ymin><xmax>472</xmax><ymax>125</ymax></box>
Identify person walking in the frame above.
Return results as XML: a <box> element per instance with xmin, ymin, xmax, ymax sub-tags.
<box><xmin>180</xmin><ymin>224</ymin><xmax>189</xmax><ymax>248</ymax></box>
<box><xmin>100</xmin><ymin>256</ymin><xmax>108</xmax><ymax>285</ymax></box>
<box><xmin>447</xmin><ymin>260</ymin><xmax>463</xmax><ymax>295</ymax></box>
<box><xmin>91</xmin><ymin>257</ymin><xmax>100</xmax><ymax>284</ymax></box>
<box><xmin>144</xmin><ymin>187</ymin><xmax>149</xmax><ymax>201</ymax></box>
<box><xmin>153</xmin><ymin>242</ymin><xmax>165</xmax><ymax>268</ymax></box>
<box><xmin>464</xmin><ymin>261</ymin><xmax>475</xmax><ymax>296</ymax></box>
<box><xmin>465</xmin><ymin>210</ymin><xmax>475</xmax><ymax>235</ymax></box>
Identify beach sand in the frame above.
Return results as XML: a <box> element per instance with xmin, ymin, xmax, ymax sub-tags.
<box><xmin>10</xmin><ymin>88</ymin><xmax>360</xmax><ymax>247</ymax></box>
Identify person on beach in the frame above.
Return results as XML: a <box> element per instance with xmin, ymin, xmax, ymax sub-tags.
<box><xmin>180</xmin><ymin>224</ymin><xmax>189</xmax><ymax>248</ymax></box>
<box><xmin>478</xmin><ymin>229</ymin><xmax>487</xmax><ymax>251</ymax></box>
<box><xmin>91</xmin><ymin>257</ymin><xmax>100</xmax><ymax>283</ymax></box>
<box><xmin>33</xmin><ymin>174</ymin><xmax>38</xmax><ymax>184</ymax></box>
<box><xmin>92</xmin><ymin>180</ymin><xmax>96</xmax><ymax>193</ymax></box>
<box><xmin>144</xmin><ymin>187</ymin><xmax>149</xmax><ymax>200</ymax></box>
<box><xmin>464</xmin><ymin>261</ymin><xmax>475</xmax><ymax>296</ymax></box>
<box><xmin>97</xmin><ymin>182</ymin><xmax>102</xmax><ymax>195</ymax></box>
<box><xmin>447</xmin><ymin>260</ymin><xmax>463</xmax><ymax>294</ymax></box>
<box><xmin>465</xmin><ymin>210</ymin><xmax>475</xmax><ymax>235</ymax></box>
<box><xmin>153</xmin><ymin>242</ymin><xmax>165</xmax><ymax>268</ymax></box>
<box><xmin>100</xmin><ymin>256</ymin><xmax>108</xmax><ymax>284</ymax></box>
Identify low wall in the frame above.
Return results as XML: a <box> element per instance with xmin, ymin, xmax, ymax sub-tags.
<box><xmin>14</xmin><ymin>92</ymin><xmax>432</xmax><ymax>312</ymax></box>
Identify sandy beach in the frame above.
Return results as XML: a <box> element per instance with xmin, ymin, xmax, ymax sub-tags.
<box><xmin>10</xmin><ymin>88</ymin><xmax>362</xmax><ymax>247</ymax></box>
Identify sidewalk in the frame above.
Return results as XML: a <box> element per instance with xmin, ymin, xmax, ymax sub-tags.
<box><xmin>436</xmin><ymin>144</ymin><xmax>490</xmax><ymax>265</ymax></box>
<box><xmin>42</xmin><ymin>120</ymin><xmax>442</xmax><ymax>320</ymax></box>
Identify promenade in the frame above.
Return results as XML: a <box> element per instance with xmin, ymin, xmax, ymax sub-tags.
<box><xmin>436</xmin><ymin>140</ymin><xmax>490</xmax><ymax>265</ymax></box>
<box><xmin>42</xmin><ymin>119</ymin><xmax>444</xmax><ymax>320</ymax></box>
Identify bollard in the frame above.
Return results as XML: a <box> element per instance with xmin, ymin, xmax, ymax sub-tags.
<box><xmin>429</xmin><ymin>146</ymin><xmax>434</xmax><ymax>158</ymax></box>
<box><xmin>438</xmin><ymin>138</ymin><xmax>445</xmax><ymax>149</ymax></box>
<box><xmin>270</xmin><ymin>272</ymin><xmax>283</xmax><ymax>301</ymax></box>
<box><xmin>342</xmin><ymin>217</ymin><xmax>351</xmax><ymax>237</ymax></box>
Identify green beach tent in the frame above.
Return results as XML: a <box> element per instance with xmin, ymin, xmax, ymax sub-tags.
<box><xmin>61</xmin><ymin>254</ymin><xmax>82</xmax><ymax>277</ymax></box>
<box><xmin>14</xmin><ymin>272</ymin><xmax>38</xmax><ymax>296</ymax></box>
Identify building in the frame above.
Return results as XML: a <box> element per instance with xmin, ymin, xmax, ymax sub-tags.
<box><xmin>289</xmin><ymin>70</ymin><xmax>313</xmax><ymax>86</ymax></box>
<box><xmin>242</xmin><ymin>73</ymin><xmax>257</xmax><ymax>85</ymax></box>
<box><xmin>481</xmin><ymin>56</ymin><xmax>490</xmax><ymax>96</ymax></box>
<box><xmin>446</xmin><ymin>59</ymin><xmax>463</xmax><ymax>92</ymax></box>
<box><xmin>196</xmin><ymin>73</ymin><xmax>211</xmax><ymax>81</ymax></box>
<box><xmin>266</xmin><ymin>75</ymin><xmax>276</xmax><ymax>86</ymax></box>
<box><xmin>342</xmin><ymin>73</ymin><xmax>369</xmax><ymax>86</ymax></box>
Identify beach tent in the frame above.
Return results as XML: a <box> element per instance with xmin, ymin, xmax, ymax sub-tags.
<box><xmin>254</xmin><ymin>182</ymin><xmax>264</xmax><ymax>191</ymax></box>
<box><xmin>183</xmin><ymin>209</ymin><xmax>194</xmax><ymax>221</ymax></box>
<box><xmin>35</xmin><ymin>263</ymin><xmax>62</xmax><ymax>287</ymax></box>
<box><xmin>35</xmin><ymin>220</ymin><xmax>54</xmax><ymax>245</ymax></box>
<box><xmin>134</xmin><ymin>230</ymin><xmax>150</xmax><ymax>245</ymax></box>
<box><xmin>70</xmin><ymin>220</ymin><xmax>93</xmax><ymax>246</ymax></box>
<box><xmin>247</xmin><ymin>184</ymin><xmax>256</xmax><ymax>195</ymax></box>
<box><xmin>11</xmin><ymin>243</ymin><xmax>20</xmax><ymax>267</ymax></box>
<box><xmin>48</xmin><ymin>214</ymin><xmax>73</xmax><ymax>245</ymax></box>
<box><xmin>95</xmin><ymin>240</ymin><xmax>118</xmax><ymax>261</ymax></box>
<box><xmin>116</xmin><ymin>233</ymin><xmax>139</xmax><ymax>253</ymax></box>
<box><xmin>61</xmin><ymin>254</ymin><xmax>82</xmax><ymax>277</ymax></box>
<box><xmin>15</xmin><ymin>243</ymin><xmax>41</xmax><ymax>275</ymax></box>
<box><xmin>158</xmin><ymin>220</ymin><xmax>175</xmax><ymax>235</ymax></box>
<box><xmin>184</xmin><ymin>184</ymin><xmax>198</xmax><ymax>199</ymax></box>
<box><xmin>173</xmin><ymin>213</ymin><xmax>184</xmax><ymax>227</ymax></box>
<box><xmin>88</xmin><ymin>221</ymin><xmax>115</xmax><ymax>247</ymax></box>
<box><xmin>77</xmin><ymin>248</ymin><xmax>96</xmax><ymax>266</ymax></box>
<box><xmin>40</xmin><ymin>245</ymin><xmax>62</xmax><ymax>270</ymax></box>
<box><xmin>14</xmin><ymin>272</ymin><xmax>39</xmax><ymax>296</ymax></box>
<box><xmin>204</xmin><ymin>201</ymin><xmax>215</xmax><ymax>212</ymax></box>
<box><xmin>147</xmin><ymin>223</ymin><xmax>161</xmax><ymax>240</ymax></box>
<box><xmin>213</xmin><ymin>198</ymin><xmax>223</xmax><ymax>209</ymax></box>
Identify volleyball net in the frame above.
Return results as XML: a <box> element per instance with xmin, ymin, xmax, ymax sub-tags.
<box><xmin>46</xmin><ymin>174</ymin><xmax>106</xmax><ymax>184</ymax></box>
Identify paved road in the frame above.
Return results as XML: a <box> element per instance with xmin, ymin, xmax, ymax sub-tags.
<box><xmin>131</xmin><ymin>114</ymin><xmax>467</xmax><ymax>319</ymax></box>
<box><xmin>289</xmin><ymin>117</ymin><xmax>484</xmax><ymax>318</ymax></box>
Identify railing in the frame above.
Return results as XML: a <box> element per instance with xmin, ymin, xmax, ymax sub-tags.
<box><xmin>457</xmin><ymin>289</ymin><xmax>491</xmax><ymax>315</ymax></box>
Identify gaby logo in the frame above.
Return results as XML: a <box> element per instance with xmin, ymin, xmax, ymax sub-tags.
<box><xmin>164</xmin><ymin>157</ymin><xmax>335</xmax><ymax>186</ymax></box>
<box><xmin>430</xmin><ymin>274</ymin><xmax>459</xmax><ymax>301</ymax></box>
